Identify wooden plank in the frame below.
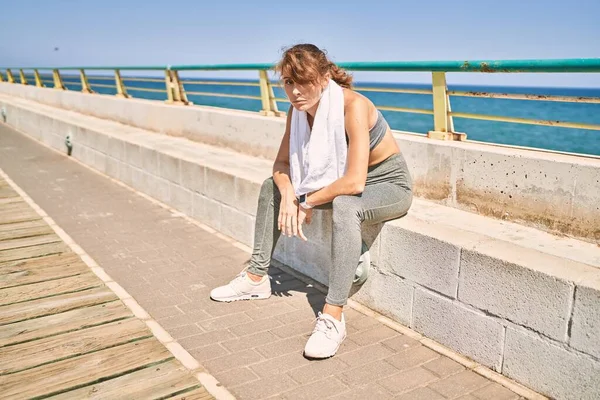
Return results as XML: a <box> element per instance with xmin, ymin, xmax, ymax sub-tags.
<box><xmin>0</xmin><ymin>301</ymin><xmax>130</xmax><ymax>347</ymax></box>
<box><xmin>0</xmin><ymin>286</ymin><xmax>118</xmax><ymax>325</ymax></box>
<box><xmin>0</xmin><ymin>233</ymin><xmax>61</xmax><ymax>251</ymax></box>
<box><xmin>0</xmin><ymin>252</ymin><xmax>83</xmax><ymax>272</ymax></box>
<box><xmin>0</xmin><ymin>210</ymin><xmax>40</xmax><ymax>225</ymax></box>
<box><xmin>0</xmin><ymin>219</ymin><xmax>53</xmax><ymax>241</ymax></box>
<box><xmin>47</xmin><ymin>360</ymin><xmax>202</xmax><ymax>400</ymax></box>
<box><xmin>0</xmin><ymin>201</ymin><xmax>34</xmax><ymax>216</ymax></box>
<box><xmin>0</xmin><ymin>318</ymin><xmax>152</xmax><ymax>375</ymax></box>
<box><xmin>0</xmin><ymin>218</ymin><xmax>47</xmax><ymax>233</ymax></box>
<box><xmin>0</xmin><ymin>256</ymin><xmax>88</xmax><ymax>289</ymax></box>
<box><xmin>0</xmin><ymin>241</ymin><xmax>68</xmax><ymax>263</ymax></box>
<box><xmin>0</xmin><ymin>272</ymin><xmax>101</xmax><ymax>306</ymax></box>
<box><xmin>0</xmin><ymin>197</ymin><xmax>25</xmax><ymax>206</ymax></box>
<box><xmin>0</xmin><ymin>338</ymin><xmax>173</xmax><ymax>399</ymax></box>
<box><xmin>168</xmin><ymin>388</ymin><xmax>215</xmax><ymax>400</ymax></box>
<box><xmin>0</xmin><ymin>187</ymin><xmax>18</xmax><ymax>199</ymax></box>
<box><xmin>0</xmin><ymin>213</ymin><xmax>40</xmax><ymax>225</ymax></box>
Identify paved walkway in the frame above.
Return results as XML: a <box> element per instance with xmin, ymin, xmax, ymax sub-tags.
<box><xmin>0</xmin><ymin>174</ymin><xmax>212</xmax><ymax>399</ymax></box>
<box><xmin>0</xmin><ymin>123</ymin><xmax>525</xmax><ymax>400</ymax></box>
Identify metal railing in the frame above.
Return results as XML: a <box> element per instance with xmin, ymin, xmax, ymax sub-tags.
<box><xmin>1</xmin><ymin>59</ymin><xmax>599</xmax><ymax>145</ymax></box>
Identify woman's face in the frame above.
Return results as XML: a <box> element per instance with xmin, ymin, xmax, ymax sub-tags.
<box><xmin>282</xmin><ymin>75</ymin><xmax>328</xmax><ymax>113</ymax></box>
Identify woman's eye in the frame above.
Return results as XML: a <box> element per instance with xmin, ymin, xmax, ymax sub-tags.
<box><xmin>284</xmin><ymin>79</ymin><xmax>293</xmax><ymax>85</ymax></box>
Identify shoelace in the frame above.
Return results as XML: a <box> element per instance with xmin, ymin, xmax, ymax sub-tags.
<box><xmin>312</xmin><ymin>312</ymin><xmax>339</xmax><ymax>337</ymax></box>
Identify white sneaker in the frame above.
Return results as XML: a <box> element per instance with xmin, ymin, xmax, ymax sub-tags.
<box><xmin>304</xmin><ymin>312</ymin><xmax>347</xmax><ymax>359</ymax></box>
<box><xmin>210</xmin><ymin>269</ymin><xmax>271</xmax><ymax>302</ymax></box>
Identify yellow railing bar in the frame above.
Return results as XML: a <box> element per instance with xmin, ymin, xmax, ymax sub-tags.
<box><xmin>274</xmin><ymin>97</ymin><xmax>433</xmax><ymax>115</ymax></box>
<box><xmin>450</xmin><ymin>111</ymin><xmax>600</xmax><ymax>131</ymax></box>
<box><xmin>355</xmin><ymin>87</ymin><xmax>433</xmax><ymax>95</ymax></box>
<box><xmin>449</xmin><ymin>90</ymin><xmax>600</xmax><ymax>104</ymax></box>
<box><xmin>90</xmin><ymin>83</ymin><xmax>117</xmax><ymax>89</ymax></box>
<box><xmin>185</xmin><ymin>80</ymin><xmax>260</xmax><ymax>87</ymax></box>
<box><xmin>377</xmin><ymin>105</ymin><xmax>434</xmax><ymax>115</ymax></box>
<box><xmin>122</xmin><ymin>77</ymin><xmax>165</xmax><ymax>83</ymax></box>
<box><xmin>125</xmin><ymin>86</ymin><xmax>167</xmax><ymax>93</ymax></box>
<box><xmin>185</xmin><ymin>91</ymin><xmax>261</xmax><ymax>100</ymax></box>
<box><xmin>85</xmin><ymin>76</ymin><xmax>117</xmax><ymax>81</ymax></box>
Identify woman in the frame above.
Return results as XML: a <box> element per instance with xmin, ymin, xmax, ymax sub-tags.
<box><xmin>210</xmin><ymin>44</ymin><xmax>413</xmax><ymax>359</ymax></box>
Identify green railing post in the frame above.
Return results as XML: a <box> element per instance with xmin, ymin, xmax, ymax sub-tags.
<box><xmin>258</xmin><ymin>70</ymin><xmax>280</xmax><ymax>116</ymax></box>
<box><xmin>52</xmin><ymin>69</ymin><xmax>65</xmax><ymax>90</ymax></box>
<box><xmin>0</xmin><ymin>71</ymin><xmax>4</xmax><ymax>82</ymax></box>
<box><xmin>427</xmin><ymin>72</ymin><xmax>465</xmax><ymax>141</ymax></box>
<box><xmin>164</xmin><ymin>69</ymin><xmax>189</xmax><ymax>105</ymax></box>
<box><xmin>114</xmin><ymin>70</ymin><xmax>130</xmax><ymax>98</ymax></box>
<box><xmin>79</xmin><ymin>69</ymin><xmax>93</xmax><ymax>93</ymax></box>
<box><xmin>6</xmin><ymin>69</ymin><xmax>15</xmax><ymax>84</ymax></box>
<box><xmin>19</xmin><ymin>69</ymin><xmax>28</xmax><ymax>85</ymax></box>
<box><xmin>34</xmin><ymin>70</ymin><xmax>44</xmax><ymax>87</ymax></box>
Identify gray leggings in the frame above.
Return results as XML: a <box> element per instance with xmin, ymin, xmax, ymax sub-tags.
<box><xmin>247</xmin><ymin>153</ymin><xmax>413</xmax><ymax>306</ymax></box>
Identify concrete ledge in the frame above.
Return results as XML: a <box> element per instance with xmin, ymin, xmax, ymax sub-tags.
<box><xmin>1</xmin><ymin>83</ymin><xmax>599</xmax><ymax>243</ymax></box>
<box><xmin>2</xmin><ymin>93</ymin><xmax>600</xmax><ymax>400</ymax></box>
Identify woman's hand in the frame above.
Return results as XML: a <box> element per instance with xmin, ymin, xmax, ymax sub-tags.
<box><xmin>278</xmin><ymin>188</ymin><xmax>299</xmax><ymax>237</ymax></box>
<box><xmin>296</xmin><ymin>206</ymin><xmax>312</xmax><ymax>241</ymax></box>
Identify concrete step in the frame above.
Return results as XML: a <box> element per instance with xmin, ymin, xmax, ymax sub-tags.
<box><xmin>1</xmin><ymin>93</ymin><xmax>599</xmax><ymax>400</ymax></box>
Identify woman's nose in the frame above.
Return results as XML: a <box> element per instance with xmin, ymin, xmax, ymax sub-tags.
<box><xmin>292</xmin><ymin>86</ymin><xmax>301</xmax><ymax>96</ymax></box>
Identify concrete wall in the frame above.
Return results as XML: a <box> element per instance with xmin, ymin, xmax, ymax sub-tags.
<box><xmin>0</xmin><ymin>83</ymin><xmax>599</xmax><ymax>243</ymax></box>
<box><xmin>2</xmin><ymin>91</ymin><xmax>600</xmax><ymax>400</ymax></box>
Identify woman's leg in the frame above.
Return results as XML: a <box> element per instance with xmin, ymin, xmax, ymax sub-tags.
<box><xmin>304</xmin><ymin>183</ymin><xmax>412</xmax><ymax>358</ymax></box>
<box><xmin>246</xmin><ymin>177</ymin><xmax>282</xmax><ymax>277</ymax></box>
<box><xmin>326</xmin><ymin>183</ymin><xmax>413</xmax><ymax>307</ymax></box>
<box><xmin>210</xmin><ymin>177</ymin><xmax>281</xmax><ymax>302</ymax></box>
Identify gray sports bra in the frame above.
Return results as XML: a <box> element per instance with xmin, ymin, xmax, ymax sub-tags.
<box><xmin>346</xmin><ymin>109</ymin><xmax>389</xmax><ymax>151</ymax></box>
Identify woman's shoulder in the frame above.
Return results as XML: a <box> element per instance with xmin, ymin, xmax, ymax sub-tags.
<box><xmin>343</xmin><ymin>88</ymin><xmax>376</xmax><ymax>118</ymax></box>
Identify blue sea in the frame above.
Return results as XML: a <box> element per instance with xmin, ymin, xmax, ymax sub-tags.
<box><xmin>33</xmin><ymin>73</ymin><xmax>600</xmax><ymax>156</ymax></box>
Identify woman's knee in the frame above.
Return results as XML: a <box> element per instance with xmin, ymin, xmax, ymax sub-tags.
<box><xmin>332</xmin><ymin>195</ymin><xmax>361</xmax><ymax>224</ymax></box>
<box><xmin>259</xmin><ymin>177</ymin><xmax>277</xmax><ymax>200</ymax></box>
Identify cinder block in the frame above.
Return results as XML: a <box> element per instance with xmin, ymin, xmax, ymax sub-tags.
<box><xmin>74</xmin><ymin>127</ymin><xmax>90</xmax><ymax>147</ymax></box>
<box><xmin>503</xmin><ymin>326</ymin><xmax>600</xmax><ymax>400</ymax></box>
<box><xmin>459</xmin><ymin>248</ymin><xmax>573</xmax><ymax>341</ymax></box>
<box><xmin>158</xmin><ymin>152</ymin><xmax>181</xmax><ymax>184</ymax></box>
<box><xmin>295</xmin><ymin>237</ymin><xmax>332</xmax><ymax>284</ymax></box>
<box><xmin>570</xmin><ymin>283</ymin><xmax>600</xmax><ymax>359</ymax></box>
<box><xmin>146</xmin><ymin>175</ymin><xmax>170</xmax><ymax>204</ymax></box>
<box><xmin>124</xmin><ymin>142</ymin><xmax>142</xmax><ymax>168</ymax></box>
<box><xmin>90</xmin><ymin>131</ymin><xmax>109</xmax><ymax>153</ymax></box>
<box><xmin>191</xmin><ymin>193</ymin><xmax>206</xmax><ymax>222</ymax></box>
<box><xmin>105</xmin><ymin>156</ymin><xmax>120</xmax><ymax>178</ymax></box>
<box><xmin>140</xmin><ymin>147</ymin><xmax>159</xmax><ymax>176</ymax></box>
<box><xmin>234</xmin><ymin>177</ymin><xmax>261</xmax><ymax>216</ymax></box>
<box><xmin>352</xmin><ymin>270</ymin><xmax>413</xmax><ymax>326</ymax></box>
<box><xmin>119</xmin><ymin>162</ymin><xmax>133</xmax><ymax>187</ymax></box>
<box><xmin>413</xmin><ymin>288</ymin><xmax>503</xmax><ymax>370</ymax></box>
<box><xmin>169</xmin><ymin>183</ymin><xmax>193</xmax><ymax>216</ymax></box>
<box><xmin>220</xmin><ymin>204</ymin><xmax>254</xmax><ymax>247</ymax></box>
<box><xmin>92</xmin><ymin>151</ymin><xmax>107</xmax><ymax>173</ymax></box>
<box><xmin>205</xmin><ymin>168</ymin><xmax>235</xmax><ymax>206</ymax></box>
<box><xmin>382</xmin><ymin>225</ymin><xmax>460</xmax><ymax>297</ymax></box>
<box><xmin>180</xmin><ymin>159</ymin><xmax>205</xmax><ymax>194</ymax></box>
<box><xmin>108</xmin><ymin>137</ymin><xmax>125</xmax><ymax>161</ymax></box>
<box><xmin>203</xmin><ymin>197</ymin><xmax>222</xmax><ymax>231</ymax></box>
<box><xmin>130</xmin><ymin>168</ymin><xmax>146</xmax><ymax>192</ymax></box>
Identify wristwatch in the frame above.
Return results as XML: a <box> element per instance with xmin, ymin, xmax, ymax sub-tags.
<box><xmin>298</xmin><ymin>193</ymin><xmax>313</xmax><ymax>209</ymax></box>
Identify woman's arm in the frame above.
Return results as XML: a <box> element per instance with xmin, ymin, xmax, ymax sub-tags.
<box><xmin>272</xmin><ymin>106</ymin><xmax>302</xmax><ymax>237</ymax></box>
<box><xmin>272</xmin><ymin>105</ymin><xmax>294</xmax><ymax>195</ymax></box>
<box><xmin>304</xmin><ymin>98</ymin><xmax>370</xmax><ymax>207</ymax></box>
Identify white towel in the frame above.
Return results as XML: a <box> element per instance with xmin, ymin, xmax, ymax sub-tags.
<box><xmin>289</xmin><ymin>79</ymin><xmax>347</xmax><ymax>198</ymax></box>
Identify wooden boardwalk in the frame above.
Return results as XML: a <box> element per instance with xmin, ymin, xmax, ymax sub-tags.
<box><xmin>0</xmin><ymin>177</ymin><xmax>213</xmax><ymax>400</ymax></box>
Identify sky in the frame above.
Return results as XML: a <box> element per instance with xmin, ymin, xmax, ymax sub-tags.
<box><xmin>1</xmin><ymin>0</ymin><xmax>599</xmax><ymax>87</ymax></box>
